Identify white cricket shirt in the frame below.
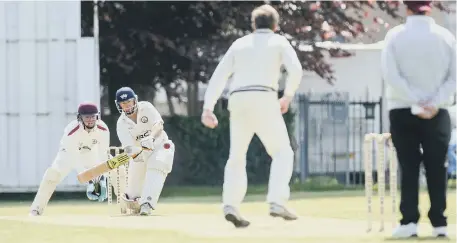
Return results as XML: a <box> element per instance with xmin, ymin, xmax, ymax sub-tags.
<box><xmin>116</xmin><ymin>101</ymin><xmax>168</xmax><ymax>148</ymax></box>
<box><xmin>203</xmin><ymin>29</ymin><xmax>303</xmax><ymax>111</ymax></box>
<box><xmin>381</xmin><ymin>16</ymin><xmax>456</xmax><ymax>110</ymax></box>
<box><xmin>59</xmin><ymin>119</ymin><xmax>110</xmax><ymax>162</ymax></box>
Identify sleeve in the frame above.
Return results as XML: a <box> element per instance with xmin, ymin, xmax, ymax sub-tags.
<box><xmin>281</xmin><ymin>36</ymin><xmax>303</xmax><ymax>98</ymax></box>
<box><xmin>381</xmin><ymin>34</ymin><xmax>420</xmax><ymax>104</ymax></box>
<box><xmin>203</xmin><ymin>43</ymin><xmax>236</xmax><ymax>112</ymax></box>
<box><xmin>59</xmin><ymin>125</ymin><xmax>79</xmax><ymax>154</ymax></box>
<box><xmin>429</xmin><ymin>36</ymin><xmax>456</xmax><ymax>107</ymax></box>
<box><xmin>116</xmin><ymin>120</ymin><xmax>135</xmax><ymax>148</ymax></box>
<box><xmin>98</xmin><ymin>124</ymin><xmax>110</xmax><ymax>161</ymax></box>
<box><xmin>144</xmin><ymin>102</ymin><xmax>164</xmax><ymax>125</ymax></box>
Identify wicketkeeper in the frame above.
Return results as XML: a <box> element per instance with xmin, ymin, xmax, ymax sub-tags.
<box><xmin>29</xmin><ymin>103</ymin><xmax>122</xmax><ymax>215</ymax></box>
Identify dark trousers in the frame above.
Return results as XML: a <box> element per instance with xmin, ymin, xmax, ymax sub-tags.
<box><xmin>389</xmin><ymin>108</ymin><xmax>451</xmax><ymax>227</ymax></box>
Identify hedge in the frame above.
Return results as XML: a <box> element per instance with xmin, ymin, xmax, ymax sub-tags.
<box><xmin>103</xmin><ymin>104</ymin><xmax>295</xmax><ymax>186</ymax></box>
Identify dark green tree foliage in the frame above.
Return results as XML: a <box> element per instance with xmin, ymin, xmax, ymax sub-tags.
<box><xmin>82</xmin><ymin>1</ymin><xmax>224</xmax><ymax>112</ymax></box>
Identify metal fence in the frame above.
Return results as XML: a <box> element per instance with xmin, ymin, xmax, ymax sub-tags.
<box><xmin>295</xmin><ymin>92</ymin><xmax>383</xmax><ymax>186</ymax></box>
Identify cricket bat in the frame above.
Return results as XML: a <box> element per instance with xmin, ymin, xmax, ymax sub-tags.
<box><xmin>77</xmin><ymin>122</ymin><xmax>164</xmax><ymax>183</ymax></box>
<box><xmin>77</xmin><ymin>150</ymin><xmax>144</xmax><ymax>183</ymax></box>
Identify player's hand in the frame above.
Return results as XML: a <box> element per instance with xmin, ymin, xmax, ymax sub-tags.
<box><xmin>279</xmin><ymin>96</ymin><xmax>292</xmax><ymax>114</ymax></box>
<box><xmin>124</xmin><ymin>146</ymin><xmax>142</xmax><ymax>157</ymax></box>
<box><xmin>201</xmin><ymin>109</ymin><xmax>218</xmax><ymax>129</ymax></box>
<box><xmin>418</xmin><ymin>105</ymin><xmax>439</xmax><ymax>119</ymax></box>
<box><xmin>140</xmin><ymin>137</ymin><xmax>155</xmax><ymax>151</ymax></box>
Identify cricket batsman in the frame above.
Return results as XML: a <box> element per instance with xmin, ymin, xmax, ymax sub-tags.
<box><xmin>29</xmin><ymin>102</ymin><xmax>117</xmax><ymax>216</ymax></box>
<box><xmin>115</xmin><ymin>87</ymin><xmax>175</xmax><ymax>216</ymax></box>
<box><xmin>201</xmin><ymin>4</ymin><xmax>303</xmax><ymax>228</ymax></box>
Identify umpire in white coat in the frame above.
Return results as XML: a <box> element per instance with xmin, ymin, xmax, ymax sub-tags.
<box><xmin>201</xmin><ymin>4</ymin><xmax>303</xmax><ymax>228</ymax></box>
<box><xmin>381</xmin><ymin>1</ymin><xmax>455</xmax><ymax>238</ymax></box>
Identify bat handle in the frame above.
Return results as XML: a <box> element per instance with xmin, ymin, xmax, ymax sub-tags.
<box><xmin>131</xmin><ymin>151</ymin><xmax>142</xmax><ymax>159</ymax></box>
<box><xmin>130</xmin><ymin>147</ymin><xmax>152</xmax><ymax>159</ymax></box>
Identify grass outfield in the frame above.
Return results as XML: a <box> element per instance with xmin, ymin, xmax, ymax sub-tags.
<box><xmin>0</xmin><ymin>190</ymin><xmax>455</xmax><ymax>243</ymax></box>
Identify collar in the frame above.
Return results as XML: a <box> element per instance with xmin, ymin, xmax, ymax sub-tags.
<box><xmin>122</xmin><ymin>112</ymin><xmax>138</xmax><ymax>125</ymax></box>
<box><xmin>254</xmin><ymin>29</ymin><xmax>274</xmax><ymax>34</ymax></box>
<box><xmin>78</xmin><ymin>121</ymin><xmax>93</xmax><ymax>133</ymax></box>
<box><xmin>406</xmin><ymin>16</ymin><xmax>435</xmax><ymax>26</ymax></box>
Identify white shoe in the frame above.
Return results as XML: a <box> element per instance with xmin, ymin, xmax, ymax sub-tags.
<box><xmin>223</xmin><ymin>205</ymin><xmax>250</xmax><ymax>228</ymax></box>
<box><xmin>432</xmin><ymin>226</ymin><xmax>448</xmax><ymax>238</ymax></box>
<box><xmin>391</xmin><ymin>223</ymin><xmax>418</xmax><ymax>238</ymax></box>
<box><xmin>269</xmin><ymin>203</ymin><xmax>298</xmax><ymax>220</ymax></box>
<box><xmin>139</xmin><ymin>203</ymin><xmax>153</xmax><ymax>216</ymax></box>
<box><xmin>29</xmin><ymin>209</ymin><xmax>41</xmax><ymax>216</ymax></box>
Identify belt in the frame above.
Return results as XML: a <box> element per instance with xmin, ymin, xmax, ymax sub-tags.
<box><xmin>229</xmin><ymin>85</ymin><xmax>276</xmax><ymax>95</ymax></box>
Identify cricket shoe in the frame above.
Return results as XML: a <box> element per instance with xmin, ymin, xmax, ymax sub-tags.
<box><xmin>223</xmin><ymin>205</ymin><xmax>250</xmax><ymax>228</ymax></box>
<box><xmin>269</xmin><ymin>203</ymin><xmax>298</xmax><ymax>220</ymax></box>
<box><xmin>432</xmin><ymin>227</ymin><xmax>448</xmax><ymax>238</ymax></box>
<box><xmin>29</xmin><ymin>209</ymin><xmax>41</xmax><ymax>216</ymax></box>
<box><xmin>391</xmin><ymin>223</ymin><xmax>418</xmax><ymax>238</ymax></box>
<box><xmin>139</xmin><ymin>202</ymin><xmax>153</xmax><ymax>216</ymax></box>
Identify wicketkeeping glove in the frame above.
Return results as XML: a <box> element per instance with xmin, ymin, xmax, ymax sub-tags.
<box><xmin>86</xmin><ymin>181</ymin><xmax>99</xmax><ymax>201</ymax></box>
<box><xmin>97</xmin><ymin>175</ymin><xmax>108</xmax><ymax>202</ymax></box>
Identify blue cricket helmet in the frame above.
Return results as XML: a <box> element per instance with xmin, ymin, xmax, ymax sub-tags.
<box><xmin>115</xmin><ymin>87</ymin><xmax>138</xmax><ymax>115</ymax></box>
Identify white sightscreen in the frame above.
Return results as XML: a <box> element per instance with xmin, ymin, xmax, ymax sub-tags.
<box><xmin>0</xmin><ymin>1</ymin><xmax>100</xmax><ymax>192</ymax></box>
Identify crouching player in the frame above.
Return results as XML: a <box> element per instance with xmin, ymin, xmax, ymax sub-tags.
<box><xmin>29</xmin><ymin>103</ymin><xmax>121</xmax><ymax>215</ymax></box>
<box><xmin>115</xmin><ymin>87</ymin><xmax>175</xmax><ymax>216</ymax></box>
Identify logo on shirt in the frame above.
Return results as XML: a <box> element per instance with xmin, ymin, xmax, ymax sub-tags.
<box><xmin>78</xmin><ymin>143</ymin><xmax>92</xmax><ymax>151</ymax></box>
<box><xmin>136</xmin><ymin>130</ymin><xmax>151</xmax><ymax>141</ymax></box>
<box><xmin>141</xmin><ymin>116</ymin><xmax>148</xmax><ymax>123</ymax></box>
<box><xmin>92</xmin><ymin>139</ymin><xmax>98</xmax><ymax>144</ymax></box>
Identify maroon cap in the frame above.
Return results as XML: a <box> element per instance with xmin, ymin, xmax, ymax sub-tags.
<box><xmin>78</xmin><ymin>102</ymin><xmax>99</xmax><ymax>115</ymax></box>
<box><xmin>404</xmin><ymin>1</ymin><xmax>432</xmax><ymax>13</ymax></box>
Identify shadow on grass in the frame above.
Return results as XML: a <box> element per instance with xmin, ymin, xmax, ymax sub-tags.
<box><xmin>384</xmin><ymin>236</ymin><xmax>453</xmax><ymax>241</ymax></box>
<box><xmin>0</xmin><ymin>183</ymin><xmax>364</xmax><ymax>204</ymax></box>
<box><xmin>2</xmin><ymin>177</ymin><xmax>455</xmax><ymax>205</ymax></box>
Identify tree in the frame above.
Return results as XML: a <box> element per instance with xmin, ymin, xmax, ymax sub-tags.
<box><xmin>81</xmin><ymin>1</ymin><xmax>449</xmax><ymax>115</ymax></box>
<box><xmin>82</xmin><ymin>1</ymin><xmax>223</xmax><ymax>114</ymax></box>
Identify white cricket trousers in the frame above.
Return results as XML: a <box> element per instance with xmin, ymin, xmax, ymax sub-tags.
<box><xmin>224</xmin><ymin>91</ymin><xmax>294</xmax><ymax>208</ymax></box>
<box><xmin>125</xmin><ymin>140</ymin><xmax>175</xmax><ymax>208</ymax></box>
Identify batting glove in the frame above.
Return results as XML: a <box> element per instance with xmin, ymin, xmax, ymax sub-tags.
<box><xmin>124</xmin><ymin>146</ymin><xmax>142</xmax><ymax>157</ymax></box>
<box><xmin>140</xmin><ymin>137</ymin><xmax>155</xmax><ymax>151</ymax></box>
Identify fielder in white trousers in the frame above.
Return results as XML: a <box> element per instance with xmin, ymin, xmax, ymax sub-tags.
<box><xmin>201</xmin><ymin>4</ymin><xmax>303</xmax><ymax>228</ymax></box>
<box><xmin>225</xmin><ymin>92</ymin><xmax>294</xmax><ymax>208</ymax></box>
